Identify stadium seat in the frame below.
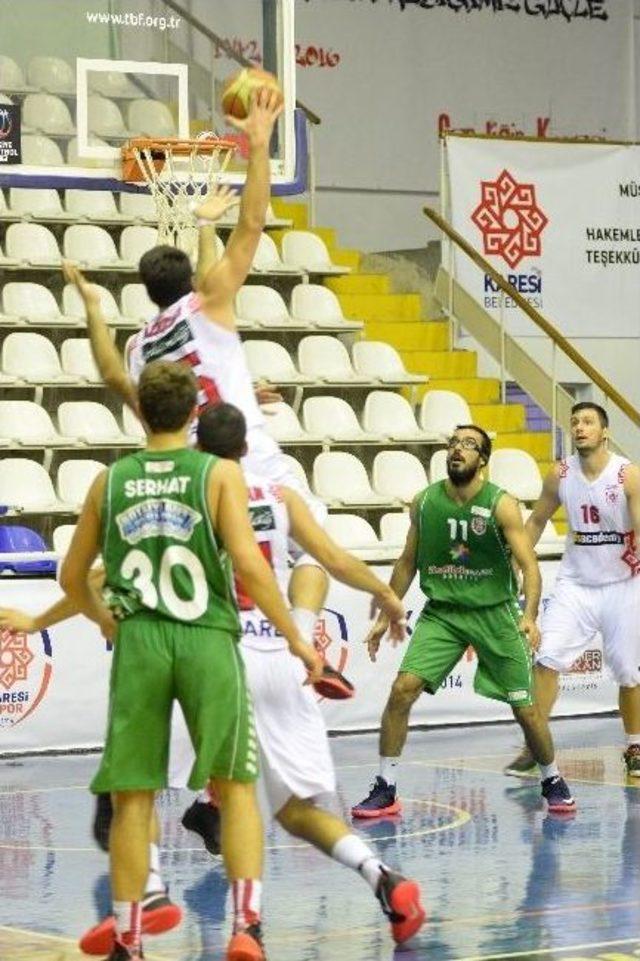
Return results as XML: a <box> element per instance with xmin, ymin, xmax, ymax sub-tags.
<box><xmin>66</xmin><ymin>135</ymin><xmax>110</xmax><ymax>166</ymax></box>
<box><xmin>0</xmin><ymin>459</ymin><xmax>71</xmax><ymax>513</ymax></box>
<box><xmin>0</xmin><ymin>189</ymin><xmax>8</xmax><ymax>221</ymax></box>
<box><xmin>58</xmin><ymin>401</ymin><xmax>139</xmax><ymax>447</ymax></box>
<box><xmin>27</xmin><ymin>56</ymin><xmax>75</xmax><ymax>95</ymax></box>
<box><xmin>379</xmin><ymin>511</ymin><xmax>412</xmax><ymax>548</ymax></box>
<box><xmin>3</xmin><ymin>283</ymin><xmax>71</xmax><ymax>326</ymax></box>
<box><xmin>2</xmin><ymin>333</ymin><xmax>79</xmax><ymax>385</ymax></box>
<box><xmin>121</xmin><ymin>284</ymin><xmax>156</xmax><ymax>324</ymax></box>
<box><xmin>262</xmin><ymin>402</ymin><xmax>321</xmax><ymax>445</ymax></box>
<box><xmin>302</xmin><ymin>396</ymin><xmax>380</xmax><ymax>443</ymax></box>
<box><xmin>290</xmin><ymin>283</ymin><xmax>362</xmax><ymax>330</ymax></box>
<box><xmin>9</xmin><ymin>187</ymin><xmax>73</xmax><ymax>221</ymax></box>
<box><xmin>127</xmin><ymin>98</ymin><xmax>176</xmax><ymax>138</ymax></box>
<box><xmin>0</xmin><ymin>525</ymin><xmax>56</xmax><ymax>575</ymax></box>
<box><xmin>88</xmin><ymin>94</ymin><xmax>131</xmax><ymax>139</ymax></box>
<box><xmin>243</xmin><ymin>340</ymin><xmax>313</xmax><ymax>385</ymax></box>
<box><xmin>280</xmin><ymin>453</ymin><xmax>310</xmax><ymax>492</ymax></box>
<box><xmin>489</xmin><ymin>449</ymin><xmax>543</xmax><ymax>502</ymax></box>
<box><xmin>351</xmin><ymin>341</ymin><xmax>426</xmax><ymax>386</ymax></box>
<box><xmin>372</xmin><ymin>451</ymin><xmax>428</xmax><ymax>504</ymax></box>
<box><xmin>119</xmin><ymin>191</ymin><xmax>157</xmax><ymax>223</ymax></box>
<box><xmin>23</xmin><ymin>93</ymin><xmax>75</xmax><ymax>135</ymax></box>
<box><xmin>0</xmin><ymin>240</ymin><xmax>17</xmax><ymax>267</ymax></box>
<box><xmin>312</xmin><ymin>451</ymin><xmax>391</xmax><ymax>507</ymax></box>
<box><xmin>89</xmin><ymin>71</ymin><xmax>140</xmax><ymax>99</ymax></box>
<box><xmin>520</xmin><ymin>506</ymin><xmax>564</xmax><ymax>553</ymax></box>
<box><xmin>53</xmin><ymin>524</ymin><xmax>76</xmax><ymax>556</ymax></box>
<box><xmin>428</xmin><ymin>448</ymin><xmax>448</xmax><ymax>483</ymax></box>
<box><xmin>323</xmin><ymin>513</ymin><xmax>392</xmax><ymax>561</ymax></box>
<box><xmin>65</xmin><ymin>189</ymin><xmax>127</xmax><ymax>222</ymax></box>
<box><xmin>63</xmin><ymin>283</ymin><xmax>122</xmax><ymax>325</ymax></box>
<box><xmin>281</xmin><ymin>231</ymin><xmax>349</xmax><ymax>274</ymax></box>
<box><xmin>251</xmin><ymin>233</ymin><xmax>298</xmax><ymax>273</ymax></box>
<box><xmin>60</xmin><ymin>339</ymin><xmax>103</xmax><ymax>384</ymax></box>
<box><xmin>363</xmin><ymin>391</ymin><xmax>439</xmax><ymax>442</ymax></box>
<box><xmin>0</xmin><ymin>401</ymin><xmax>75</xmax><ymax>447</ymax></box>
<box><xmin>0</xmin><ymin>55</ymin><xmax>32</xmax><ymax>93</ymax></box>
<box><xmin>298</xmin><ymin>336</ymin><xmax>370</xmax><ymax>384</ymax></box>
<box><xmin>235</xmin><ymin>285</ymin><xmax>292</xmax><ymax>328</ymax></box>
<box><xmin>57</xmin><ymin>459</ymin><xmax>106</xmax><ymax>510</ymax></box>
<box><xmin>63</xmin><ymin>224</ymin><xmax>130</xmax><ymax>268</ymax></box>
<box><xmin>122</xmin><ymin>405</ymin><xmax>146</xmax><ymax>441</ymax></box>
<box><xmin>21</xmin><ymin>133</ymin><xmax>65</xmax><ymax>166</ymax></box>
<box><xmin>6</xmin><ymin>222</ymin><xmax>61</xmax><ymax>266</ymax></box>
<box><xmin>419</xmin><ymin>390</ymin><xmax>472</xmax><ymax>438</ymax></box>
<box><xmin>120</xmin><ymin>225</ymin><xmax>159</xmax><ymax>265</ymax></box>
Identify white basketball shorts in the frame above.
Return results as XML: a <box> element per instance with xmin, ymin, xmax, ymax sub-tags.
<box><xmin>537</xmin><ymin>576</ymin><xmax>640</xmax><ymax>686</ymax></box>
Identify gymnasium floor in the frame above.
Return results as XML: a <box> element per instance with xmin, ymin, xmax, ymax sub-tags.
<box><xmin>1</xmin><ymin>716</ymin><xmax>638</xmax><ymax>961</ymax></box>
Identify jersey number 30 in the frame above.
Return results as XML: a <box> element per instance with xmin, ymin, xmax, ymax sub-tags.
<box><xmin>121</xmin><ymin>546</ymin><xmax>208</xmax><ymax>621</ymax></box>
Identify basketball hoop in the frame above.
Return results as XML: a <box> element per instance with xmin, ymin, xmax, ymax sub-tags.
<box><xmin>121</xmin><ymin>136</ymin><xmax>237</xmax><ymax>258</ymax></box>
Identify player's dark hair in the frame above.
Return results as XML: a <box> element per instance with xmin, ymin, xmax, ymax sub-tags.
<box><xmin>455</xmin><ymin>424</ymin><xmax>492</xmax><ymax>465</ymax></box>
<box><xmin>138</xmin><ymin>360</ymin><xmax>198</xmax><ymax>433</ymax></box>
<box><xmin>571</xmin><ymin>401</ymin><xmax>609</xmax><ymax>428</ymax></box>
<box><xmin>197</xmin><ymin>403</ymin><xmax>247</xmax><ymax>460</ymax></box>
<box><xmin>138</xmin><ymin>245</ymin><xmax>193</xmax><ymax>309</ymax></box>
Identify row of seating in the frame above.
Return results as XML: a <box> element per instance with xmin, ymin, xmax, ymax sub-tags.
<box><xmin>0</xmin><ymin>225</ymin><xmax>346</xmax><ymax>275</ymax></box>
<box><xmin>14</xmin><ymin>93</ymin><xmax>179</xmax><ymax>141</ymax></box>
<box><xmin>0</xmin><ymin>333</ymin><xmax>420</xmax><ymax>390</ymax></box>
<box><xmin>0</xmin><ymin>448</ymin><xmax>545</xmax><ymax>516</ymax></box>
<box><xmin>1</xmin><ymin>56</ymin><xmax>142</xmax><ymax>98</ymax></box>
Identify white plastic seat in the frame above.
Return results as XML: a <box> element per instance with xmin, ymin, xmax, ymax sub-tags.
<box><xmin>243</xmin><ymin>340</ymin><xmax>313</xmax><ymax>385</ymax></box>
<box><xmin>290</xmin><ymin>284</ymin><xmax>361</xmax><ymax>329</ymax></box>
<box><xmin>0</xmin><ymin>402</ymin><xmax>74</xmax><ymax>447</ymax></box>
<box><xmin>380</xmin><ymin>511</ymin><xmax>412</xmax><ymax>547</ymax></box>
<box><xmin>57</xmin><ymin>459</ymin><xmax>106</xmax><ymax>510</ymax></box>
<box><xmin>281</xmin><ymin>230</ymin><xmax>349</xmax><ymax>274</ymax></box>
<box><xmin>373</xmin><ymin>451</ymin><xmax>428</xmax><ymax>504</ymax></box>
<box><xmin>302</xmin><ymin>396</ymin><xmax>380</xmax><ymax>443</ymax></box>
<box><xmin>120</xmin><ymin>225</ymin><xmax>159</xmax><ymax>265</ymax></box>
<box><xmin>489</xmin><ymin>449</ymin><xmax>543</xmax><ymax>502</ymax></box>
<box><xmin>21</xmin><ymin>133</ymin><xmax>65</xmax><ymax>166</ymax></box>
<box><xmin>419</xmin><ymin>390</ymin><xmax>472</xmax><ymax>438</ymax></box>
<box><xmin>23</xmin><ymin>93</ymin><xmax>75</xmax><ymax>135</ymax></box>
<box><xmin>60</xmin><ymin>339</ymin><xmax>103</xmax><ymax>384</ymax></box>
<box><xmin>127</xmin><ymin>99</ymin><xmax>176</xmax><ymax>138</ymax></box>
<box><xmin>520</xmin><ymin>506</ymin><xmax>564</xmax><ymax>554</ymax></box>
<box><xmin>52</xmin><ymin>524</ymin><xmax>76</xmax><ymax>556</ymax></box>
<box><xmin>121</xmin><ymin>284</ymin><xmax>156</xmax><ymax>324</ymax></box>
<box><xmin>66</xmin><ymin>135</ymin><xmax>110</xmax><ymax>167</ymax></box>
<box><xmin>90</xmin><ymin>71</ymin><xmax>140</xmax><ymax>99</ymax></box>
<box><xmin>6</xmin><ymin>222</ymin><xmax>61</xmax><ymax>266</ymax></box>
<box><xmin>235</xmin><ymin>285</ymin><xmax>292</xmax><ymax>328</ymax></box>
<box><xmin>262</xmin><ymin>403</ymin><xmax>321</xmax><ymax>445</ymax></box>
<box><xmin>0</xmin><ymin>238</ymin><xmax>18</xmax><ymax>266</ymax></box>
<box><xmin>251</xmin><ymin>233</ymin><xmax>298</xmax><ymax>273</ymax></box>
<box><xmin>58</xmin><ymin>402</ymin><xmax>139</xmax><ymax>447</ymax></box>
<box><xmin>63</xmin><ymin>283</ymin><xmax>122</xmax><ymax>325</ymax></box>
<box><xmin>27</xmin><ymin>56</ymin><xmax>75</xmax><ymax>95</ymax></box>
<box><xmin>0</xmin><ymin>189</ymin><xmax>9</xmax><ymax>222</ymax></box>
<box><xmin>351</xmin><ymin>341</ymin><xmax>425</xmax><ymax>385</ymax></box>
<box><xmin>0</xmin><ymin>56</ymin><xmax>32</xmax><ymax>93</ymax></box>
<box><xmin>3</xmin><ymin>283</ymin><xmax>69</xmax><ymax>326</ymax></box>
<box><xmin>312</xmin><ymin>452</ymin><xmax>391</xmax><ymax>507</ymax></box>
<box><xmin>122</xmin><ymin>405</ymin><xmax>147</xmax><ymax>441</ymax></box>
<box><xmin>88</xmin><ymin>94</ymin><xmax>131</xmax><ymax>138</ymax></box>
<box><xmin>363</xmin><ymin>391</ymin><xmax>439</xmax><ymax>442</ymax></box>
<box><xmin>298</xmin><ymin>336</ymin><xmax>370</xmax><ymax>384</ymax></box>
<box><xmin>63</xmin><ymin>224</ymin><xmax>129</xmax><ymax>269</ymax></box>
<box><xmin>2</xmin><ymin>333</ymin><xmax>78</xmax><ymax>385</ymax></box>
<box><xmin>323</xmin><ymin>514</ymin><xmax>390</xmax><ymax>561</ymax></box>
<box><xmin>65</xmin><ymin>189</ymin><xmax>126</xmax><ymax>222</ymax></box>
<box><xmin>280</xmin><ymin>454</ymin><xmax>310</xmax><ymax>492</ymax></box>
<box><xmin>428</xmin><ymin>448</ymin><xmax>448</xmax><ymax>483</ymax></box>
<box><xmin>9</xmin><ymin>187</ymin><xmax>73</xmax><ymax>221</ymax></box>
<box><xmin>119</xmin><ymin>192</ymin><xmax>157</xmax><ymax>223</ymax></box>
<box><xmin>0</xmin><ymin>459</ymin><xmax>70</xmax><ymax>513</ymax></box>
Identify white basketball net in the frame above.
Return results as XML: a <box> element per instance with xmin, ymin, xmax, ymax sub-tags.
<box><xmin>131</xmin><ymin>139</ymin><xmax>236</xmax><ymax>260</ymax></box>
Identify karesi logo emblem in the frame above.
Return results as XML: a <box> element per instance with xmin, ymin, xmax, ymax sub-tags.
<box><xmin>313</xmin><ymin>607</ymin><xmax>349</xmax><ymax>699</ymax></box>
<box><xmin>0</xmin><ymin>627</ymin><xmax>53</xmax><ymax>727</ymax></box>
<box><xmin>471</xmin><ymin>169</ymin><xmax>548</xmax><ymax>269</ymax></box>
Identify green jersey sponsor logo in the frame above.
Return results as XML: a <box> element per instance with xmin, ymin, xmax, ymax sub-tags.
<box><xmin>116</xmin><ymin>498</ymin><xmax>201</xmax><ymax>545</ymax></box>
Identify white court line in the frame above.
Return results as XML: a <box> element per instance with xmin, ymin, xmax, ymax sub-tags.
<box><xmin>454</xmin><ymin>935</ymin><xmax>640</xmax><ymax>961</ymax></box>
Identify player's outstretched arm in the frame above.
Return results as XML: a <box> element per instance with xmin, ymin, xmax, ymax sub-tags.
<box><xmin>497</xmin><ymin>493</ymin><xmax>542</xmax><ymax>650</ymax></box>
<box><xmin>525</xmin><ymin>464</ymin><xmax>561</xmax><ymax>548</ymax></box>
<box><xmin>207</xmin><ymin>459</ymin><xmax>323</xmax><ymax>680</ymax></box>
<box><xmin>194</xmin><ymin>185</ymin><xmax>240</xmax><ymax>291</ymax></box>
<box><xmin>196</xmin><ymin>90</ymin><xmax>283</xmax><ymax>321</ymax></box>
<box><xmin>0</xmin><ymin>568</ymin><xmax>105</xmax><ymax>634</ymax></box>
<box><xmin>59</xmin><ymin>475</ymin><xmax>116</xmax><ymax>641</ymax></box>
<box><xmin>62</xmin><ymin>261</ymin><xmax>139</xmax><ymax>414</ymax></box>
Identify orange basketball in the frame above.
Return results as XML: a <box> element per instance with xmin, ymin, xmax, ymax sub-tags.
<box><xmin>221</xmin><ymin>67</ymin><xmax>283</xmax><ymax>120</ymax></box>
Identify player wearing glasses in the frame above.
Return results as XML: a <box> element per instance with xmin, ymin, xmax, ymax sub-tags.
<box><xmin>351</xmin><ymin>425</ymin><xmax>575</xmax><ymax>818</ymax></box>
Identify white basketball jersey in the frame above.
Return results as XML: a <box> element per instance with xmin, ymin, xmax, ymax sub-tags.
<box><xmin>558</xmin><ymin>453</ymin><xmax>639</xmax><ymax>585</ymax></box>
<box><xmin>127</xmin><ymin>291</ymin><xmax>264</xmax><ymax>432</ymax></box>
<box><xmin>238</xmin><ymin>470</ymin><xmax>291</xmax><ymax>651</ymax></box>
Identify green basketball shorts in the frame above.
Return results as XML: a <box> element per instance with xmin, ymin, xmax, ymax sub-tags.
<box><xmin>91</xmin><ymin>616</ymin><xmax>257</xmax><ymax>793</ymax></box>
<box><xmin>399</xmin><ymin>600</ymin><xmax>533</xmax><ymax>707</ymax></box>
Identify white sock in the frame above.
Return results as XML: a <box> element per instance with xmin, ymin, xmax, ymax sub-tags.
<box><xmin>380</xmin><ymin>757</ymin><xmax>399</xmax><ymax>787</ymax></box>
<box><xmin>331</xmin><ymin>834</ymin><xmax>385</xmax><ymax>892</ymax></box>
<box><xmin>144</xmin><ymin>842</ymin><xmax>165</xmax><ymax>896</ymax></box>
<box><xmin>113</xmin><ymin>900</ymin><xmax>141</xmax><ymax>948</ymax></box>
<box><xmin>197</xmin><ymin>789</ymin><xmax>211</xmax><ymax>804</ymax></box>
<box><xmin>291</xmin><ymin>607</ymin><xmax>318</xmax><ymax>640</ymax></box>
<box><xmin>626</xmin><ymin>733</ymin><xmax>640</xmax><ymax>746</ymax></box>
<box><xmin>539</xmin><ymin>761</ymin><xmax>560</xmax><ymax>781</ymax></box>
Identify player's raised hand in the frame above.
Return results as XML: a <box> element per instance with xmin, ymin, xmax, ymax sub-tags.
<box><xmin>194</xmin><ymin>184</ymin><xmax>240</xmax><ymax>224</ymax></box>
<box><xmin>62</xmin><ymin>260</ymin><xmax>100</xmax><ymax>307</ymax></box>
<box><xmin>365</xmin><ymin>615</ymin><xmax>391</xmax><ymax>664</ymax></box>
<box><xmin>255</xmin><ymin>381</ymin><xmax>284</xmax><ymax>406</ymax></box>
<box><xmin>0</xmin><ymin>608</ymin><xmax>36</xmax><ymax>633</ymax></box>
<box><xmin>226</xmin><ymin>87</ymin><xmax>283</xmax><ymax>147</ymax></box>
<box><xmin>520</xmin><ymin>614</ymin><xmax>540</xmax><ymax>652</ymax></box>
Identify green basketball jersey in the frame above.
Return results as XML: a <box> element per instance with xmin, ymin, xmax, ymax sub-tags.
<box><xmin>101</xmin><ymin>448</ymin><xmax>240</xmax><ymax>633</ymax></box>
<box><xmin>416</xmin><ymin>480</ymin><xmax>518</xmax><ymax>608</ymax></box>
